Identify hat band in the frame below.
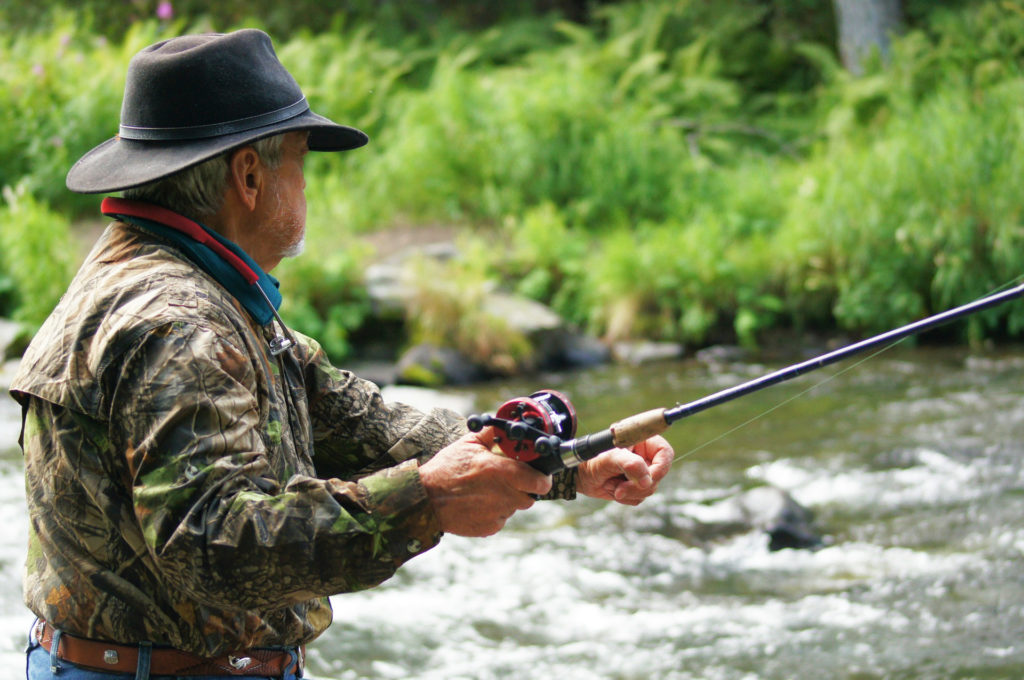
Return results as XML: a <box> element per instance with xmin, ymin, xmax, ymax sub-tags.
<box><xmin>118</xmin><ymin>97</ymin><xmax>310</xmax><ymax>141</ymax></box>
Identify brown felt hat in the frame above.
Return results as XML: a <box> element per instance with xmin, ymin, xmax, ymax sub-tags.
<box><xmin>66</xmin><ymin>29</ymin><xmax>367</xmax><ymax>194</ymax></box>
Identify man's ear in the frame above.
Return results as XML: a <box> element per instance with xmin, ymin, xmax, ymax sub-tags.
<box><xmin>226</xmin><ymin>146</ymin><xmax>263</xmax><ymax>212</ymax></box>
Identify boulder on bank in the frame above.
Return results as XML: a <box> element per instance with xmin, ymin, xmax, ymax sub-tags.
<box><xmin>612</xmin><ymin>340</ymin><xmax>685</xmax><ymax>365</ymax></box>
<box><xmin>395</xmin><ymin>344</ymin><xmax>487</xmax><ymax>386</ymax></box>
<box><xmin>367</xmin><ymin>245</ymin><xmax>611</xmax><ymax>385</ymax></box>
<box><xmin>394</xmin><ymin>313</ymin><xmax>611</xmax><ymax>387</ymax></box>
<box><xmin>358</xmin><ymin>237</ymin><xmax>778</xmax><ymax>385</ymax></box>
<box><xmin>364</xmin><ymin>242</ymin><xmax>460</xmax><ymax>319</ymax></box>
<box><xmin>487</xmin><ymin>292</ymin><xmax>610</xmax><ymax>371</ymax></box>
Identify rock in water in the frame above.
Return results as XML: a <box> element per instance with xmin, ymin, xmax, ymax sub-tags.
<box><xmin>727</xmin><ymin>486</ymin><xmax>822</xmax><ymax>551</ymax></box>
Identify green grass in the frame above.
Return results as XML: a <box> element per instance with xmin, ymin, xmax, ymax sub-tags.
<box><xmin>0</xmin><ymin>183</ymin><xmax>75</xmax><ymax>330</ymax></box>
<box><xmin>4</xmin><ymin>1</ymin><xmax>1024</xmax><ymax>361</ymax></box>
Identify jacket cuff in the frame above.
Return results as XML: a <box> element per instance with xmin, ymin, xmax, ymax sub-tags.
<box><xmin>538</xmin><ymin>467</ymin><xmax>577</xmax><ymax>500</ymax></box>
<box><xmin>359</xmin><ymin>459</ymin><xmax>443</xmax><ymax>564</ymax></box>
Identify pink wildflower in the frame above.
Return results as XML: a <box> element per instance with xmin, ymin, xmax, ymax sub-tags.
<box><xmin>157</xmin><ymin>2</ymin><xmax>173</xmax><ymax>20</ymax></box>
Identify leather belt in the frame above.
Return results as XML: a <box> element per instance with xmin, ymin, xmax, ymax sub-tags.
<box><xmin>35</xmin><ymin>620</ymin><xmax>303</xmax><ymax>677</ymax></box>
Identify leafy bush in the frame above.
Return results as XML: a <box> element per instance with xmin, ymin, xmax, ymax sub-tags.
<box><xmin>360</xmin><ymin>49</ymin><xmax>694</xmax><ymax>228</ymax></box>
<box><xmin>4</xmin><ymin>0</ymin><xmax>1024</xmax><ymax>357</ymax></box>
<box><xmin>0</xmin><ymin>15</ymin><xmax>165</xmax><ymax>215</ymax></box>
<box><xmin>275</xmin><ymin>242</ymin><xmax>372</xmax><ymax>363</ymax></box>
<box><xmin>0</xmin><ymin>183</ymin><xmax>75</xmax><ymax>329</ymax></box>
<box><xmin>0</xmin><ymin>0</ymin><xmax>629</xmax><ymax>42</ymax></box>
<box><xmin>780</xmin><ymin>77</ymin><xmax>1024</xmax><ymax>339</ymax></box>
<box><xmin>491</xmin><ymin>202</ymin><xmax>591</xmax><ymax>322</ymax></box>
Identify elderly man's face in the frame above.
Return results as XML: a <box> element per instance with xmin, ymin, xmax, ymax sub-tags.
<box><xmin>262</xmin><ymin>131</ymin><xmax>309</xmax><ymax>262</ymax></box>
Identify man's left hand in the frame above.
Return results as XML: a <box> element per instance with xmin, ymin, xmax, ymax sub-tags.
<box><xmin>576</xmin><ymin>435</ymin><xmax>674</xmax><ymax>505</ymax></box>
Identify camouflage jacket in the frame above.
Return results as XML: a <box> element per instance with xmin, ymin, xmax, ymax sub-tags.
<box><xmin>11</xmin><ymin>218</ymin><xmax>576</xmax><ymax>656</ymax></box>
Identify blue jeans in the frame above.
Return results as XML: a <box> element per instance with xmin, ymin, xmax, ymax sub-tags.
<box><xmin>26</xmin><ymin>627</ymin><xmax>302</xmax><ymax>680</ymax></box>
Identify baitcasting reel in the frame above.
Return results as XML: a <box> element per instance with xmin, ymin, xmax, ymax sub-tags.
<box><xmin>466</xmin><ymin>390</ymin><xmax>578</xmax><ymax>472</ymax></box>
<box><xmin>468</xmin><ymin>389</ymin><xmax>665</xmax><ymax>474</ymax></box>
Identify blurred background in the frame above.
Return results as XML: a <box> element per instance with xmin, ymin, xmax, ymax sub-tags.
<box><xmin>2</xmin><ymin>2</ymin><xmax>1024</xmax><ymax>678</ymax></box>
<box><xmin>3</xmin><ymin>0</ymin><xmax>1024</xmax><ymax>365</ymax></box>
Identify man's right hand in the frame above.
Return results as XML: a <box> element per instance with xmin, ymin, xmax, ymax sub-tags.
<box><xmin>418</xmin><ymin>427</ymin><xmax>552</xmax><ymax>537</ymax></box>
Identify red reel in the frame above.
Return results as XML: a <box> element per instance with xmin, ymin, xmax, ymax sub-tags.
<box><xmin>492</xmin><ymin>390</ymin><xmax>577</xmax><ymax>462</ymax></box>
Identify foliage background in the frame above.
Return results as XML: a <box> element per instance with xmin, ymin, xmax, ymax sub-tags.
<box><xmin>1</xmin><ymin>0</ymin><xmax>1023</xmax><ymax>363</ymax></box>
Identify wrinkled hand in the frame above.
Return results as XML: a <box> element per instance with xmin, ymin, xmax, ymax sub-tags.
<box><xmin>419</xmin><ymin>427</ymin><xmax>552</xmax><ymax>537</ymax></box>
<box><xmin>577</xmin><ymin>435</ymin><xmax>674</xmax><ymax>505</ymax></box>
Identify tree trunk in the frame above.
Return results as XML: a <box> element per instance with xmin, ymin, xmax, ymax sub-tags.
<box><xmin>832</xmin><ymin>0</ymin><xmax>903</xmax><ymax>75</ymax></box>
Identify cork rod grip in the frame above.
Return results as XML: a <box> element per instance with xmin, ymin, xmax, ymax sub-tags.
<box><xmin>610</xmin><ymin>408</ymin><xmax>669</xmax><ymax>448</ymax></box>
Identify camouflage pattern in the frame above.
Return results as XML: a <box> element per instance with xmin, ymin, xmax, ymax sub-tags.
<box><xmin>11</xmin><ymin>219</ymin><xmax>576</xmax><ymax>657</ymax></box>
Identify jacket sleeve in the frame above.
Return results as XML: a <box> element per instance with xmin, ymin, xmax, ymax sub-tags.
<box><xmin>295</xmin><ymin>332</ymin><xmax>466</xmax><ymax>478</ymax></box>
<box><xmin>296</xmin><ymin>332</ymin><xmax>578</xmax><ymax>499</ymax></box>
<box><xmin>109</xmin><ymin>321</ymin><xmax>442</xmax><ymax>612</ymax></box>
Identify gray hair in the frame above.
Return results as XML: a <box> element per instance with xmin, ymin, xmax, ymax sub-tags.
<box><xmin>123</xmin><ymin>134</ymin><xmax>286</xmax><ymax>223</ymax></box>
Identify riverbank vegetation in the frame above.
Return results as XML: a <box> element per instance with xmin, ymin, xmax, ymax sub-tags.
<box><xmin>2</xmin><ymin>0</ymin><xmax>1023</xmax><ymax>363</ymax></box>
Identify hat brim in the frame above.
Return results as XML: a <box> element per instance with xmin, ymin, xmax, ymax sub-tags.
<box><xmin>66</xmin><ymin>109</ymin><xmax>367</xmax><ymax>194</ymax></box>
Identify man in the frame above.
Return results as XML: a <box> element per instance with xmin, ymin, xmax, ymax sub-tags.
<box><xmin>11</xmin><ymin>29</ymin><xmax>673</xmax><ymax>679</ymax></box>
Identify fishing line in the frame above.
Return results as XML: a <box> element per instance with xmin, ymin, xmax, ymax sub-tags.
<box><xmin>668</xmin><ymin>273</ymin><xmax>1024</xmax><ymax>467</ymax></box>
<box><xmin>669</xmin><ymin>340</ymin><xmax>905</xmax><ymax>466</ymax></box>
<box><xmin>469</xmin><ymin>274</ymin><xmax>1024</xmax><ymax>475</ymax></box>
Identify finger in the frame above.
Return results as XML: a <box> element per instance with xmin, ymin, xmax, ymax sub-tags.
<box><xmin>492</xmin><ymin>455</ymin><xmax>553</xmax><ymax>497</ymax></box>
<box><xmin>584</xmin><ymin>455</ymin><xmax>650</xmax><ymax>505</ymax></box>
<box><xmin>512</xmin><ymin>492</ymin><xmax>537</xmax><ymax>512</ymax></box>
<box><xmin>610</xmin><ymin>454</ymin><xmax>668</xmax><ymax>504</ymax></box>
<box><xmin>467</xmin><ymin>425</ymin><xmax>498</xmax><ymax>450</ymax></box>
<box><xmin>584</xmin><ymin>449</ymin><xmax>649</xmax><ymax>497</ymax></box>
<box><xmin>611</xmin><ymin>479</ymin><xmax>652</xmax><ymax>505</ymax></box>
<box><xmin>633</xmin><ymin>437</ymin><xmax>674</xmax><ymax>483</ymax></box>
<box><xmin>601</xmin><ymin>476</ymin><xmax>623</xmax><ymax>497</ymax></box>
<box><xmin>477</xmin><ymin>516</ymin><xmax>509</xmax><ymax>537</ymax></box>
<box><xmin>647</xmin><ymin>448</ymin><xmax>674</xmax><ymax>483</ymax></box>
<box><xmin>606</xmin><ymin>448</ymin><xmax>653</xmax><ymax>489</ymax></box>
<box><xmin>594</xmin><ymin>470</ymin><xmax>643</xmax><ymax>504</ymax></box>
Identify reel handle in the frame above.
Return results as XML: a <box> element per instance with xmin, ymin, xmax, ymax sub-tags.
<box><xmin>466</xmin><ymin>390</ymin><xmax>579</xmax><ymax>472</ymax></box>
<box><xmin>466</xmin><ymin>413</ymin><xmax>565</xmax><ymax>473</ymax></box>
<box><xmin>465</xmin><ymin>413</ymin><xmax>494</xmax><ymax>432</ymax></box>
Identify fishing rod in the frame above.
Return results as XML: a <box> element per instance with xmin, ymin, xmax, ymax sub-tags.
<box><xmin>467</xmin><ymin>280</ymin><xmax>1024</xmax><ymax>474</ymax></box>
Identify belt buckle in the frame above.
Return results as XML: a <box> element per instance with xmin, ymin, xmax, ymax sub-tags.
<box><xmin>228</xmin><ymin>654</ymin><xmax>253</xmax><ymax>670</ymax></box>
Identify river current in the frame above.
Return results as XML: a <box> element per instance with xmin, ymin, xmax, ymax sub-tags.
<box><xmin>0</xmin><ymin>345</ymin><xmax>1021</xmax><ymax>679</ymax></box>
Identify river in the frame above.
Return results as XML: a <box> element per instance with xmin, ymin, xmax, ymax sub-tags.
<box><xmin>0</xmin><ymin>345</ymin><xmax>1021</xmax><ymax>679</ymax></box>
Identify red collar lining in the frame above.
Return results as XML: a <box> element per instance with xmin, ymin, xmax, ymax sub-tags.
<box><xmin>100</xmin><ymin>197</ymin><xmax>259</xmax><ymax>284</ymax></box>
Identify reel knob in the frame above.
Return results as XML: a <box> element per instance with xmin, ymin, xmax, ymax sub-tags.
<box><xmin>488</xmin><ymin>389</ymin><xmax>578</xmax><ymax>463</ymax></box>
<box><xmin>466</xmin><ymin>414</ymin><xmax>487</xmax><ymax>432</ymax></box>
<box><xmin>508</xmin><ymin>421</ymin><xmax>531</xmax><ymax>440</ymax></box>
